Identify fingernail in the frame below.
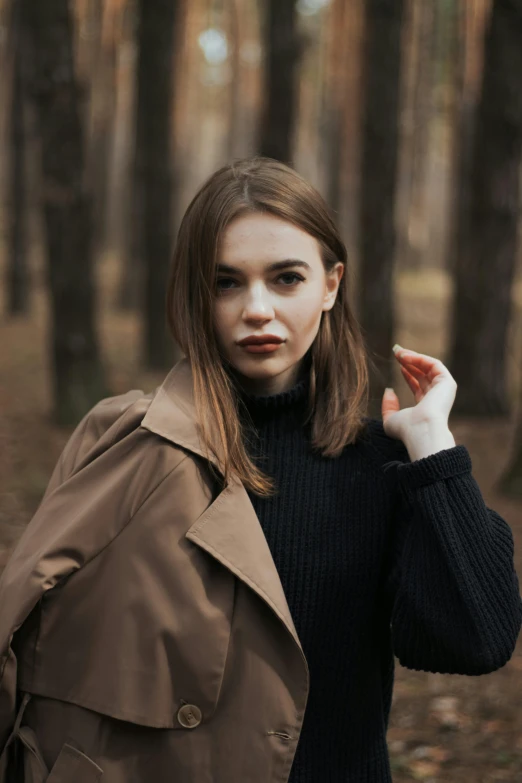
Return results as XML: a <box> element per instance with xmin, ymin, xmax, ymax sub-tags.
<box><xmin>392</xmin><ymin>344</ymin><xmax>402</xmax><ymax>354</ymax></box>
<box><xmin>384</xmin><ymin>387</ymin><xmax>395</xmax><ymax>395</ymax></box>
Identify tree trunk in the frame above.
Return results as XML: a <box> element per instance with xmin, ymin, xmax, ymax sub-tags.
<box><xmin>446</xmin><ymin>0</ymin><xmax>491</xmax><ymax>280</ymax></box>
<box><xmin>258</xmin><ymin>0</ymin><xmax>301</xmax><ymax>164</ymax></box>
<box><xmin>114</xmin><ymin>0</ymin><xmax>141</xmax><ymax>311</ymax></box>
<box><xmin>21</xmin><ymin>0</ymin><xmax>109</xmax><ymax>425</ymax></box>
<box><xmin>6</xmin><ymin>0</ymin><xmax>29</xmax><ymax>316</ymax></box>
<box><xmin>322</xmin><ymin>0</ymin><xmax>348</xmax><ymax>216</ymax></box>
<box><xmin>496</xmin><ymin>331</ymin><xmax>522</xmax><ymax>498</ymax></box>
<box><xmin>227</xmin><ymin>0</ymin><xmax>242</xmax><ymax>161</ymax></box>
<box><xmin>322</xmin><ymin>0</ymin><xmax>363</xmax><ymax>246</ymax></box>
<box><xmin>358</xmin><ymin>0</ymin><xmax>405</xmax><ymax>417</ymax></box>
<box><xmin>135</xmin><ymin>0</ymin><xmax>181</xmax><ymax>369</ymax></box>
<box><xmin>86</xmin><ymin>0</ymin><xmax>118</xmax><ymax>262</ymax></box>
<box><xmin>171</xmin><ymin>0</ymin><xmax>200</xmax><ymax>205</ymax></box>
<box><xmin>398</xmin><ymin>0</ymin><xmax>437</xmax><ymax>270</ymax></box>
<box><xmin>448</xmin><ymin>0</ymin><xmax>522</xmax><ymax>416</ymax></box>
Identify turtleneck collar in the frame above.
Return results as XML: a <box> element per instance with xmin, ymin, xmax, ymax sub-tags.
<box><xmin>239</xmin><ymin>373</ymin><xmax>309</xmax><ymax>417</ymax></box>
<box><xmin>226</xmin><ymin>350</ymin><xmax>312</xmax><ymax>427</ymax></box>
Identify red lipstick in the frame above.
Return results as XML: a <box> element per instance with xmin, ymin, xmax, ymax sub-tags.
<box><xmin>237</xmin><ymin>335</ymin><xmax>285</xmax><ymax>353</ymax></box>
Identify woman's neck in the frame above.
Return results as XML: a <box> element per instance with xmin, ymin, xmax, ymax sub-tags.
<box><xmin>225</xmin><ymin>350</ymin><xmax>312</xmax><ymax>397</ymax></box>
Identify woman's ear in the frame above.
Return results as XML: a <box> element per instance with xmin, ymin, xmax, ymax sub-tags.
<box><xmin>322</xmin><ymin>263</ymin><xmax>344</xmax><ymax>311</ymax></box>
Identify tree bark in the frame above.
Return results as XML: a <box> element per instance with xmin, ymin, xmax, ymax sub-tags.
<box><xmin>21</xmin><ymin>0</ymin><xmax>109</xmax><ymax>425</ymax></box>
<box><xmin>135</xmin><ymin>0</ymin><xmax>180</xmax><ymax>369</ymax></box>
<box><xmin>496</xmin><ymin>332</ymin><xmax>522</xmax><ymax>498</ymax></box>
<box><xmin>86</xmin><ymin>0</ymin><xmax>118</xmax><ymax>262</ymax></box>
<box><xmin>322</xmin><ymin>0</ymin><xmax>348</xmax><ymax>216</ymax></box>
<box><xmin>323</xmin><ymin>0</ymin><xmax>363</xmax><ymax>245</ymax></box>
<box><xmin>115</xmin><ymin>0</ymin><xmax>141</xmax><ymax>311</ymax></box>
<box><xmin>6</xmin><ymin>0</ymin><xmax>29</xmax><ymax>316</ymax></box>
<box><xmin>258</xmin><ymin>0</ymin><xmax>301</xmax><ymax>164</ymax></box>
<box><xmin>358</xmin><ymin>0</ymin><xmax>405</xmax><ymax>417</ymax></box>
<box><xmin>446</xmin><ymin>0</ymin><xmax>491</xmax><ymax>280</ymax></box>
<box><xmin>448</xmin><ymin>0</ymin><xmax>522</xmax><ymax>416</ymax></box>
<box><xmin>398</xmin><ymin>0</ymin><xmax>437</xmax><ymax>270</ymax></box>
<box><xmin>227</xmin><ymin>0</ymin><xmax>242</xmax><ymax>161</ymax></box>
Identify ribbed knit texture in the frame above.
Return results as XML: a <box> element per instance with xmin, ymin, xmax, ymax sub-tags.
<box><xmin>233</xmin><ymin>371</ymin><xmax>522</xmax><ymax>783</ymax></box>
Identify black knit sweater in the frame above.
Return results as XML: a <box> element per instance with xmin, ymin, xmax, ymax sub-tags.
<box><xmin>235</xmin><ymin>371</ymin><xmax>522</xmax><ymax>783</ymax></box>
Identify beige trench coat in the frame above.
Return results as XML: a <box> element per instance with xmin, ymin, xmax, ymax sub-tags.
<box><xmin>0</xmin><ymin>358</ymin><xmax>311</xmax><ymax>782</ymax></box>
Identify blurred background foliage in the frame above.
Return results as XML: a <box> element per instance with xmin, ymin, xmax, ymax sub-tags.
<box><xmin>1</xmin><ymin>2</ymin><xmax>522</xmax><ymax>779</ymax></box>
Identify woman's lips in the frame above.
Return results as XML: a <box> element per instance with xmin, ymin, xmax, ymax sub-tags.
<box><xmin>240</xmin><ymin>343</ymin><xmax>284</xmax><ymax>353</ymax></box>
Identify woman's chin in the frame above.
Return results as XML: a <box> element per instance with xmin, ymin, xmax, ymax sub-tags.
<box><xmin>232</xmin><ymin>358</ymin><xmax>285</xmax><ymax>380</ymax></box>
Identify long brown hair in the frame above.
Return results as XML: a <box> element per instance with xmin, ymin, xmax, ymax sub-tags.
<box><xmin>166</xmin><ymin>157</ymin><xmax>371</xmax><ymax>497</ymax></box>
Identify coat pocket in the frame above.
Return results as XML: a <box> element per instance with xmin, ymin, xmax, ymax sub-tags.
<box><xmin>14</xmin><ymin>737</ymin><xmax>103</xmax><ymax>783</ymax></box>
<box><xmin>47</xmin><ymin>744</ymin><xmax>102</xmax><ymax>783</ymax></box>
<box><xmin>0</xmin><ymin>725</ymin><xmax>103</xmax><ymax>783</ymax></box>
<box><xmin>0</xmin><ymin>693</ymin><xmax>103</xmax><ymax>783</ymax></box>
<box><xmin>0</xmin><ymin>694</ymin><xmax>48</xmax><ymax>783</ymax></box>
<box><xmin>10</xmin><ymin>725</ymin><xmax>48</xmax><ymax>783</ymax></box>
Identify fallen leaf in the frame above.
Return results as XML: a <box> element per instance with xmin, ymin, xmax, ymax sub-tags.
<box><xmin>408</xmin><ymin>759</ymin><xmax>440</xmax><ymax>779</ymax></box>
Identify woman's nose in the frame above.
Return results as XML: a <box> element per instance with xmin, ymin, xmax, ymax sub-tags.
<box><xmin>242</xmin><ymin>286</ymin><xmax>275</xmax><ymax>319</ymax></box>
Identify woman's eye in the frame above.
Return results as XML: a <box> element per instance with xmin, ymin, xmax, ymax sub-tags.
<box><xmin>278</xmin><ymin>273</ymin><xmax>305</xmax><ymax>286</ymax></box>
<box><xmin>215</xmin><ymin>273</ymin><xmax>305</xmax><ymax>293</ymax></box>
<box><xmin>216</xmin><ymin>277</ymin><xmax>236</xmax><ymax>291</ymax></box>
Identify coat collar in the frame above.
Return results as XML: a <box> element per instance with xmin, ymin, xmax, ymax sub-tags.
<box><xmin>141</xmin><ymin>357</ymin><xmax>223</xmax><ymax>469</ymax></box>
<box><xmin>141</xmin><ymin>358</ymin><xmax>305</xmax><ymax>658</ymax></box>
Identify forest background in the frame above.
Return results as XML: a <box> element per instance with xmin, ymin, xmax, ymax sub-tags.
<box><xmin>1</xmin><ymin>0</ymin><xmax>522</xmax><ymax>780</ymax></box>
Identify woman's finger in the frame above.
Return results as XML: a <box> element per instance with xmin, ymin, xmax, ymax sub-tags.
<box><xmin>402</xmin><ymin>362</ymin><xmax>425</xmax><ymax>378</ymax></box>
<box><xmin>403</xmin><ymin>363</ymin><xmax>429</xmax><ymax>392</ymax></box>
<box><xmin>400</xmin><ymin>365</ymin><xmax>422</xmax><ymax>397</ymax></box>
<box><xmin>395</xmin><ymin>351</ymin><xmax>447</xmax><ymax>382</ymax></box>
<box><xmin>394</xmin><ymin>346</ymin><xmax>441</xmax><ymax>364</ymax></box>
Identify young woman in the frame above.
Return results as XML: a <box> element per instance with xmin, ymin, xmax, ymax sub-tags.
<box><xmin>0</xmin><ymin>157</ymin><xmax>520</xmax><ymax>783</ymax></box>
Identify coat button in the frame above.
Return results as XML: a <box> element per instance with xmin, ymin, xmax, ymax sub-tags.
<box><xmin>177</xmin><ymin>704</ymin><xmax>202</xmax><ymax>729</ymax></box>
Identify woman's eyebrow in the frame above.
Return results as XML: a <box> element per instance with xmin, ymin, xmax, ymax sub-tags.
<box><xmin>216</xmin><ymin>259</ymin><xmax>311</xmax><ymax>274</ymax></box>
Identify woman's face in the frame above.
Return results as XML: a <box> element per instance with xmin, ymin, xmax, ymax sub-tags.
<box><xmin>214</xmin><ymin>212</ymin><xmax>344</xmax><ymax>396</ymax></box>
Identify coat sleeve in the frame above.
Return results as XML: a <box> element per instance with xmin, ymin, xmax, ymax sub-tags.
<box><xmin>0</xmin><ymin>391</ymin><xmax>145</xmax><ymax>750</ymax></box>
<box><xmin>382</xmin><ymin>444</ymin><xmax>522</xmax><ymax>675</ymax></box>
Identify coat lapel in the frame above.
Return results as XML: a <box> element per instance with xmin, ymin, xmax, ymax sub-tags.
<box><xmin>185</xmin><ymin>478</ymin><xmax>301</xmax><ymax>649</ymax></box>
<box><xmin>141</xmin><ymin>359</ymin><xmax>303</xmax><ymax>653</ymax></box>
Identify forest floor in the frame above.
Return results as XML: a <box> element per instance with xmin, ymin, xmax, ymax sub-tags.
<box><xmin>1</xmin><ymin>257</ymin><xmax>522</xmax><ymax>782</ymax></box>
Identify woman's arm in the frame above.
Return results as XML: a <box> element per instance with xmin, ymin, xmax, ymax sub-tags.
<box><xmin>383</xmin><ymin>444</ymin><xmax>522</xmax><ymax>675</ymax></box>
<box><xmin>0</xmin><ymin>390</ymin><xmax>146</xmax><ymax>750</ymax></box>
